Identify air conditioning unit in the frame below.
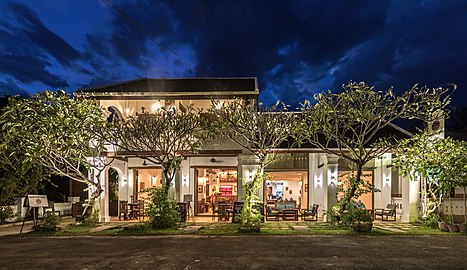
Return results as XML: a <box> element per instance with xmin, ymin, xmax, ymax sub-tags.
<box><xmin>427</xmin><ymin>110</ymin><xmax>445</xmax><ymax>137</ymax></box>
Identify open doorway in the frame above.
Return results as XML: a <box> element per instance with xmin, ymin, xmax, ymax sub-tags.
<box><xmin>108</xmin><ymin>168</ymin><xmax>119</xmax><ymax>216</ymax></box>
<box><xmin>133</xmin><ymin>168</ymin><xmax>163</xmax><ymax>201</ymax></box>
<box><xmin>194</xmin><ymin>167</ymin><xmax>238</xmax><ymax>216</ymax></box>
<box><xmin>265</xmin><ymin>171</ymin><xmax>308</xmax><ymax>210</ymax></box>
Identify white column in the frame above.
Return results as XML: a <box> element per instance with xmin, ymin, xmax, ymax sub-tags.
<box><xmin>374</xmin><ymin>154</ymin><xmax>392</xmax><ymax>209</ymax></box>
<box><xmin>101</xmin><ymin>166</ymin><xmax>110</xmax><ymax>222</ymax></box>
<box><xmin>321</xmin><ymin>154</ymin><xmax>339</xmax><ymax>221</ymax></box>
<box><xmin>180</xmin><ymin>158</ymin><xmax>191</xmax><ymax>202</ymax></box>
<box><xmin>236</xmin><ymin>154</ymin><xmax>260</xmax><ymax>201</ymax></box>
<box><xmin>401</xmin><ymin>174</ymin><xmax>420</xmax><ymax>222</ymax></box>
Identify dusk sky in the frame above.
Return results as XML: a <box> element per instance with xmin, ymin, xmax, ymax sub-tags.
<box><xmin>1</xmin><ymin>0</ymin><xmax>466</xmax><ymax>107</ymax></box>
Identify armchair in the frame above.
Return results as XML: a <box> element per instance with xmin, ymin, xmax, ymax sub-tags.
<box><xmin>374</xmin><ymin>204</ymin><xmax>397</xmax><ymax>221</ymax></box>
<box><xmin>301</xmin><ymin>204</ymin><xmax>319</xmax><ymax>221</ymax></box>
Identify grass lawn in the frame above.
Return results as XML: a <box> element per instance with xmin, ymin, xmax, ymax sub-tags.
<box><xmin>19</xmin><ymin>220</ymin><xmax>465</xmax><ymax>237</ymax></box>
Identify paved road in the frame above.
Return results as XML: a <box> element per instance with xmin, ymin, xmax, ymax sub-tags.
<box><xmin>0</xmin><ymin>235</ymin><xmax>466</xmax><ymax>269</ymax></box>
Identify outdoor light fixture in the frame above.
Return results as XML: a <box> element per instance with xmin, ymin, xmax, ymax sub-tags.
<box><xmin>151</xmin><ymin>103</ymin><xmax>161</xmax><ymax>112</ymax></box>
<box><xmin>142</xmin><ymin>160</ymin><xmax>147</xmax><ymax>166</ymax></box>
<box><xmin>210</xmin><ymin>158</ymin><xmax>216</xmax><ymax>163</ymax></box>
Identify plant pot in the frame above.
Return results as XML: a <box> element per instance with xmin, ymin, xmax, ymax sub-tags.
<box><xmin>438</xmin><ymin>221</ymin><xmax>449</xmax><ymax>232</ymax></box>
<box><xmin>238</xmin><ymin>226</ymin><xmax>260</xmax><ymax>233</ymax></box>
<box><xmin>456</xmin><ymin>223</ymin><xmax>467</xmax><ymax>234</ymax></box>
<box><xmin>352</xmin><ymin>222</ymin><xmax>373</xmax><ymax>233</ymax></box>
<box><xmin>447</xmin><ymin>224</ymin><xmax>459</xmax><ymax>232</ymax></box>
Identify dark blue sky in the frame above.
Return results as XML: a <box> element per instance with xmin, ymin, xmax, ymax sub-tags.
<box><xmin>1</xmin><ymin>0</ymin><xmax>467</xmax><ymax>107</ymax></box>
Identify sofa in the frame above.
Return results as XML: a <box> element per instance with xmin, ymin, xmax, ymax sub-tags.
<box><xmin>266</xmin><ymin>199</ymin><xmax>297</xmax><ymax>221</ymax></box>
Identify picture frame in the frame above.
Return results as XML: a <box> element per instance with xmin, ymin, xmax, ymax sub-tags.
<box><xmin>197</xmin><ymin>185</ymin><xmax>203</xmax><ymax>193</ymax></box>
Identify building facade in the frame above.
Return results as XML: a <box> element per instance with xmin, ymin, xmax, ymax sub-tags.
<box><xmin>77</xmin><ymin>77</ymin><xmax>422</xmax><ymax>223</ymax></box>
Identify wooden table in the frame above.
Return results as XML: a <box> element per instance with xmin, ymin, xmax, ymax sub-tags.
<box><xmin>282</xmin><ymin>209</ymin><xmax>298</xmax><ymax>221</ymax></box>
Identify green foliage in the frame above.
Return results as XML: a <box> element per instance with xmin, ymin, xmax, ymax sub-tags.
<box><xmin>395</xmin><ymin>133</ymin><xmax>467</xmax><ymax>218</ymax></box>
<box><xmin>296</xmin><ymin>81</ymin><xmax>452</xmax><ymax>219</ymax></box>
<box><xmin>337</xmin><ymin>170</ymin><xmax>379</xmax><ymax>211</ymax></box>
<box><xmin>210</xmin><ymin>99</ymin><xmax>296</xmax><ymax>228</ymax></box>
<box><xmin>109</xmin><ymin>104</ymin><xmax>209</xmax><ymax>194</ymax></box>
<box><xmin>341</xmin><ymin>206</ymin><xmax>373</xmax><ymax>225</ymax></box>
<box><xmin>33</xmin><ymin>212</ymin><xmax>61</xmax><ymax>232</ymax></box>
<box><xmin>210</xmin><ymin>99</ymin><xmax>296</xmax><ymax>165</ymax></box>
<box><xmin>326</xmin><ymin>204</ymin><xmax>342</xmax><ymax>226</ymax></box>
<box><xmin>421</xmin><ymin>213</ymin><xmax>442</xmax><ymax>228</ymax></box>
<box><xmin>0</xmin><ymin>205</ymin><xmax>14</xmax><ymax>224</ymax></box>
<box><xmin>80</xmin><ymin>199</ymin><xmax>100</xmax><ymax>226</ymax></box>
<box><xmin>0</xmin><ymin>91</ymin><xmax>113</xmax><ymax>216</ymax></box>
<box><xmin>327</xmin><ymin>201</ymin><xmax>372</xmax><ymax>227</ymax></box>
<box><xmin>146</xmin><ymin>187</ymin><xmax>179</xmax><ymax>228</ymax></box>
<box><xmin>241</xmin><ymin>174</ymin><xmax>267</xmax><ymax>228</ymax></box>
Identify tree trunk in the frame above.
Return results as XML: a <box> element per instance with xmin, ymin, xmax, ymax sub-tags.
<box><xmin>162</xmin><ymin>166</ymin><xmax>175</xmax><ymax>195</ymax></box>
<box><xmin>343</xmin><ymin>163</ymin><xmax>363</xmax><ymax>210</ymax></box>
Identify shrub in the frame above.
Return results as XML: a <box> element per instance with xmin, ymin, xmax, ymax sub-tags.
<box><xmin>341</xmin><ymin>206</ymin><xmax>372</xmax><ymax>225</ymax></box>
<box><xmin>33</xmin><ymin>212</ymin><xmax>61</xmax><ymax>232</ymax></box>
<box><xmin>0</xmin><ymin>206</ymin><xmax>14</xmax><ymax>224</ymax></box>
<box><xmin>327</xmin><ymin>201</ymin><xmax>372</xmax><ymax>226</ymax></box>
<box><xmin>146</xmin><ymin>187</ymin><xmax>179</xmax><ymax>229</ymax></box>
<box><xmin>78</xmin><ymin>198</ymin><xmax>100</xmax><ymax>226</ymax></box>
<box><xmin>421</xmin><ymin>213</ymin><xmax>441</xmax><ymax>228</ymax></box>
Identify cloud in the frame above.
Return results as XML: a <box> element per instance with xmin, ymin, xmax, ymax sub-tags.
<box><xmin>0</xmin><ymin>53</ymin><xmax>69</xmax><ymax>88</ymax></box>
<box><xmin>0</xmin><ymin>77</ymin><xmax>29</xmax><ymax>97</ymax></box>
<box><xmin>7</xmin><ymin>3</ymin><xmax>81</xmax><ymax>69</ymax></box>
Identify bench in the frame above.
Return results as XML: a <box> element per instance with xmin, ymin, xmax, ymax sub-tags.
<box><xmin>374</xmin><ymin>204</ymin><xmax>397</xmax><ymax>221</ymax></box>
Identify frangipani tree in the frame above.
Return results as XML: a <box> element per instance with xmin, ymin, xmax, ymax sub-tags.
<box><xmin>109</xmin><ymin>104</ymin><xmax>210</xmax><ymax>195</ymax></box>
<box><xmin>211</xmin><ymin>99</ymin><xmax>296</xmax><ymax>228</ymax></box>
<box><xmin>395</xmin><ymin>133</ymin><xmax>467</xmax><ymax>222</ymax></box>
<box><xmin>0</xmin><ymin>91</ymin><xmax>114</xmax><ymax>218</ymax></box>
<box><xmin>296</xmin><ymin>81</ymin><xmax>452</xmax><ymax>214</ymax></box>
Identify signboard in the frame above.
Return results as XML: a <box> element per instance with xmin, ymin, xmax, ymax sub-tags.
<box><xmin>24</xmin><ymin>195</ymin><xmax>49</xmax><ymax>207</ymax></box>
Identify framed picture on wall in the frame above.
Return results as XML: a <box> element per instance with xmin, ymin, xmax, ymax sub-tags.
<box><xmin>197</xmin><ymin>185</ymin><xmax>203</xmax><ymax>193</ymax></box>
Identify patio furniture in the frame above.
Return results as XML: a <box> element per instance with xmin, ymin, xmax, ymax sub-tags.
<box><xmin>215</xmin><ymin>201</ymin><xmax>228</xmax><ymax>221</ymax></box>
<box><xmin>301</xmin><ymin>204</ymin><xmax>319</xmax><ymax>221</ymax></box>
<box><xmin>282</xmin><ymin>209</ymin><xmax>299</xmax><ymax>221</ymax></box>
<box><xmin>119</xmin><ymin>200</ymin><xmax>128</xmax><ymax>221</ymax></box>
<box><xmin>137</xmin><ymin>200</ymin><xmax>145</xmax><ymax>220</ymax></box>
<box><xmin>128</xmin><ymin>202</ymin><xmax>139</xmax><ymax>220</ymax></box>
<box><xmin>44</xmin><ymin>201</ymin><xmax>60</xmax><ymax>216</ymax></box>
<box><xmin>374</xmin><ymin>204</ymin><xmax>397</xmax><ymax>221</ymax></box>
<box><xmin>266</xmin><ymin>205</ymin><xmax>280</xmax><ymax>221</ymax></box>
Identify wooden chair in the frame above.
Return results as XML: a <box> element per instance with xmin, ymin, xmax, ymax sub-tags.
<box><xmin>266</xmin><ymin>204</ymin><xmax>280</xmax><ymax>221</ymax></box>
<box><xmin>301</xmin><ymin>204</ymin><xmax>319</xmax><ymax>221</ymax></box>
<box><xmin>215</xmin><ymin>201</ymin><xmax>228</xmax><ymax>221</ymax></box>
<box><xmin>137</xmin><ymin>200</ymin><xmax>145</xmax><ymax>220</ymax></box>
<box><xmin>374</xmin><ymin>204</ymin><xmax>397</xmax><ymax>221</ymax></box>
<box><xmin>119</xmin><ymin>200</ymin><xmax>128</xmax><ymax>221</ymax></box>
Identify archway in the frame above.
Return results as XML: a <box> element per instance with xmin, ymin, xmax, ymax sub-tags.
<box><xmin>108</xmin><ymin>167</ymin><xmax>120</xmax><ymax>216</ymax></box>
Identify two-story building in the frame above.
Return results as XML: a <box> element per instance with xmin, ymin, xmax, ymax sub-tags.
<box><xmin>76</xmin><ymin>77</ymin><xmax>423</xmax><ymax>223</ymax></box>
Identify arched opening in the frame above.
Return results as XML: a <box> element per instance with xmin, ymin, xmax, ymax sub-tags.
<box><xmin>107</xmin><ymin>106</ymin><xmax>124</xmax><ymax>122</ymax></box>
<box><xmin>108</xmin><ymin>167</ymin><xmax>120</xmax><ymax>216</ymax></box>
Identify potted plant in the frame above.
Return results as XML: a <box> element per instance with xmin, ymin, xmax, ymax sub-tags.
<box><xmin>351</xmin><ymin>208</ymin><xmax>373</xmax><ymax>233</ymax></box>
<box><xmin>340</xmin><ymin>205</ymin><xmax>373</xmax><ymax>233</ymax></box>
<box><xmin>437</xmin><ymin>215</ymin><xmax>449</xmax><ymax>232</ymax></box>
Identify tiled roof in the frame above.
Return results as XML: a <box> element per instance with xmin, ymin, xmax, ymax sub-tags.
<box><xmin>76</xmin><ymin>77</ymin><xmax>258</xmax><ymax>94</ymax></box>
